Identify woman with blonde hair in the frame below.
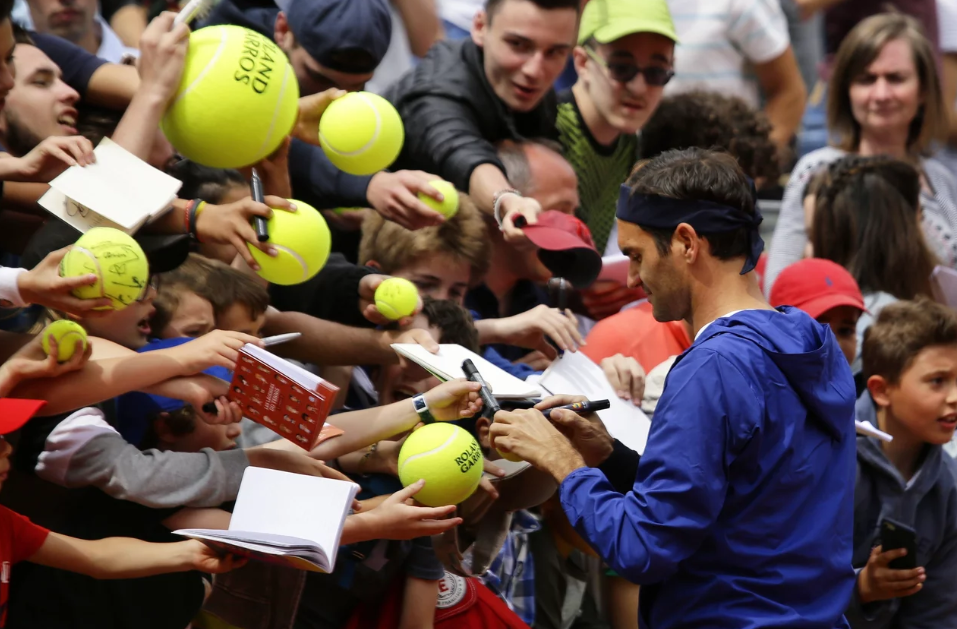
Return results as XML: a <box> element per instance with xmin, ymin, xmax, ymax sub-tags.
<box><xmin>766</xmin><ymin>12</ymin><xmax>957</xmax><ymax>291</ymax></box>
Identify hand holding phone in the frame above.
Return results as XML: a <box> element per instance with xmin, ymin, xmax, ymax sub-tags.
<box><xmin>881</xmin><ymin>518</ymin><xmax>918</xmax><ymax>570</ymax></box>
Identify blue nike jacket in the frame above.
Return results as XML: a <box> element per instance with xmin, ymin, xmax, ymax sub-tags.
<box><xmin>560</xmin><ymin>307</ymin><xmax>857</xmax><ymax>628</ymax></box>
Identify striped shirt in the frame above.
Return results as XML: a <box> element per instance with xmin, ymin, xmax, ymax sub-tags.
<box><xmin>765</xmin><ymin>146</ymin><xmax>957</xmax><ymax>293</ymax></box>
<box><xmin>665</xmin><ymin>0</ymin><xmax>791</xmax><ymax>108</ymax></box>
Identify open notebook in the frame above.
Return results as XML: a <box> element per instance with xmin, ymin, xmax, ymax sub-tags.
<box><xmin>175</xmin><ymin>467</ymin><xmax>359</xmax><ymax>572</ymax></box>
<box><xmin>391</xmin><ymin>344</ymin><xmax>542</xmax><ymax>399</ymax></box>
<box><xmin>38</xmin><ymin>138</ymin><xmax>182</xmax><ymax>234</ymax></box>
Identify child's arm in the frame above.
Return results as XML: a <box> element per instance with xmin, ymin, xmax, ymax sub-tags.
<box><xmin>162</xmin><ymin>508</ymin><xmax>232</xmax><ymax>532</ymax></box>
<box><xmin>399</xmin><ymin>577</ymin><xmax>438</xmax><ymax>629</ymax></box>
<box><xmin>28</xmin><ymin>533</ymin><xmax>243</xmax><ymax>579</ymax></box>
<box><xmin>340</xmin><ymin>481</ymin><xmax>461</xmax><ymax>545</ymax></box>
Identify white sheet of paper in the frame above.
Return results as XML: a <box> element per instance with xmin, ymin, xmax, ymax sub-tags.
<box><xmin>40</xmin><ymin>138</ymin><xmax>181</xmax><ymax>233</ymax></box>
<box><xmin>597</xmin><ymin>254</ymin><xmax>629</xmax><ymax>284</ymax></box>
<box><xmin>391</xmin><ymin>343</ymin><xmax>543</xmax><ymax>399</ymax></box>
<box><xmin>538</xmin><ymin>350</ymin><xmax>651</xmax><ymax>454</ymax></box>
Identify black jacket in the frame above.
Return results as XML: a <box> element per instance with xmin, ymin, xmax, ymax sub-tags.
<box><xmin>384</xmin><ymin>38</ymin><xmax>559</xmax><ymax>192</ymax></box>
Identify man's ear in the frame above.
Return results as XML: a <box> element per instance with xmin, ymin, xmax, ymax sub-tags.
<box><xmin>152</xmin><ymin>412</ymin><xmax>174</xmax><ymax>443</ymax></box>
<box><xmin>673</xmin><ymin>223</ymin><xmax>700</xmax><ymax>265</ymax></box>
<box><xmin>572</xmin><ymin>46</ymin><xmax>589</xmax><ymax>75</ymax></box>
<box><xmin>867</xmin><ymin>375</ymin><xmax>892</xmax><ymax>408</ymax></box>
<box><xmin>472</xmin><ymin>10</ymin><xmax>488</xmax><ymax>47</ymax></box>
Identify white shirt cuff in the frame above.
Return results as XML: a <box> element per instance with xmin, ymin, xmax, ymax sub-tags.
<box><xmin>0</xmin><ymin>267</ymin><xmax>28</xmax><ymax>308</ymax></box>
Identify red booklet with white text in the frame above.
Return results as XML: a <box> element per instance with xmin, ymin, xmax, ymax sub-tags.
<box><xmin>228</xmin><ymin>344</ymin><xmax>341</xmax><ymax>450</ymax></box>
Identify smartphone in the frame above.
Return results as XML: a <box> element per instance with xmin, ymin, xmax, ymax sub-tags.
<box><xmin>881</xmin><ymin>518</ymin><xmax>918</xmax><ymax>570</ymax></box>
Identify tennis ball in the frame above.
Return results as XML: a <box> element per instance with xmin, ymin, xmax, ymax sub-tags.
<box><xmin>248</xmin><ymin>200</ymin><xmax>331</xmax><ymax>285</ymax></box>
<box><xmin>375</xmin><ymin>277</ymin><xmax>418</xmax><ymax>320</ymax></box>
<box><xmin>332</xmin><ymin>207</ymin><xmax>364</xmax><ymax>215</ymax></box>
<box><xmin>318</xmin><ymin>92</ymin><xmax>404</xmax><ymax>176</ymax></box>
<box><xmin>418</xmin><ymin>180</ymin><xmax>459</xmax><ymax>218</ymax></box>
<box><xmin>41</xmin><ymin>320</ymin><xmax>88</xmax><ymax>362</ymax></box>
<box><xmin>398</xmin><ymin>423</ymin><xmax>484</xmax><ymax>507</ymax></box>
<box><xmin>162</xmin><ymin>25</ymin><xmax>300</xmax><ymax>169</ymax></box>
<box><xmin>59</xmin><ymin>227</ymin><xmax>150</xmax><ymax>311</ymax></box>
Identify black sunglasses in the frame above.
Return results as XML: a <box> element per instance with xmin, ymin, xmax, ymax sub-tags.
<box><xmin>586</xmin><ymin>47</ymin><xmax>674</xmax><ymax>87</ymax></box>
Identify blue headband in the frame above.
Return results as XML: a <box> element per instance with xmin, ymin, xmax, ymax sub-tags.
<box><xmin>615</xmin><ymin>185</ymin><xmax>765</xmax><ymax>275</ymax></box>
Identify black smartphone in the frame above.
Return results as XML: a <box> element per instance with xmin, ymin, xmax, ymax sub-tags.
<box><xmin>881</xmin><ymin>518</ymin><xmax>918</xmax><ymax>570</ymax></box>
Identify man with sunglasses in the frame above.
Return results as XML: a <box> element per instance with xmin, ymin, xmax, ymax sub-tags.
<box><xmin>557</xmin><ymin>0</ymin><xmax>677</xmax><ymax>258</ymax></box>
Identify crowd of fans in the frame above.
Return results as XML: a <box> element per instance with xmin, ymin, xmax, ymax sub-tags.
<box><xmin>0</xmin><ymin>0</ymin><xmax>954</xmax><ymax>627</ymax></box>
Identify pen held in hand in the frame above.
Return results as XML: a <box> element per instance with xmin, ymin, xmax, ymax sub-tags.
<box><xmin>250</xmin><ymin>168</ymin><xmax>269</xmax><ymax>242</ymax></box>
<box><xmin>542</xmin><ymin>399</ymin><xmax>610</xmax><ymax>420</ymax></box>
<box><xmin>461</xmin><ymin>359</ymin><xmax>501</xmax><ymax>415</ymax></box>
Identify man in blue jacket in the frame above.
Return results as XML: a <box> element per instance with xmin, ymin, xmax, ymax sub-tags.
<box><xmin>490</xmin><ymin>147</ymin><xmax>858</xmax><ymax>628</ymax></box>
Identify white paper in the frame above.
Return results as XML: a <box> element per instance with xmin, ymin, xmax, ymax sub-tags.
<box><xmin>39</xmin><ymin>138</ymin><xmax>181</xmax><ymax>233</ymax></box>
<box><xmin>598</xmin><ymin>254</ymin><xmax>629</xmax><ymax>284</ymax></box>
<box><xmin>391</xmin><ymin>343</ymin><xmax>543</xmax><ymax>399</ymax></box>
<box><xmin>538</xmin><ymin>350</ymin><xmax>651</xmax><ymax>454</ymax></box>
<box><xmin>177</xmin><ymin>467</ymin><xmax>359</xmax><ymax>572</ymax></box>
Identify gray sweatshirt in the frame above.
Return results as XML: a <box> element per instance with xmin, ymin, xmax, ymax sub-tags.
<box><xmin>35</xmin><ymin>407</ymin><xmax>250</xmax><ymax>508</ymax></box>
<box><xmin>847</xmin><ymin>394</ymin><xmax>957</xmax><ymax>629</ymax></box>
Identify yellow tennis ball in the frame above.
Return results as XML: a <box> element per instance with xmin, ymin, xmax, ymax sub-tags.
<box><xmin>248</xmin><ymin>200</ymin><xmax>331</xmax><ymax>285</ymax></box>
<box><xmin>332</xmin><ymin>207</ymin><xmax>364</xmax><ymax>215</ymax></box>
<box><xmin>41</xmin><ymin>320</ymin><xmax>88</xmax><ymax>363</ymax></box>
<box><xmin>398</xmin><ymin>423</ymin><xmax>484</xmax><ymax>507</ymax></box>
<box><xmin>418</xmin><ymin>180</ymin><xmax>459</xmax><ymax>218</ymax></box>
<box><xmin>59</xmin><ymin>227</ymin><xmax>150</xmax><ymax>311</ymax></box>
<box><xmin>162</xmin><ymin>25</ymin><xmax>300</xmax><ymax>169</ymax></box>
<box><xmin>375</xmin><ymin>277</ymin><xmax>418</xmax><ymax>320</ymax></box>
<box><xmin>318</xmin><ymin>91</ymin><xmax>404</xmax><ymax>175</ymax></box>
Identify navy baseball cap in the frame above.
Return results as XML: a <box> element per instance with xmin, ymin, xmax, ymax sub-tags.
<box><xmin>283</xmin><ymin>0</ymin><xmax>392</xmax><ymax>74</ymax></box>
<box><xmin>115</xmin><ymin>337</ymin><xmax>232</xmax><ymax>446</ymax></box>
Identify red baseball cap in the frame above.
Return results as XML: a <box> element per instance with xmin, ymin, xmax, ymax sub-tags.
<box><xmin>520</xmin><ymin>211</ymin><xmax>602</xmax><ymax>289</ymax></box>
<box><xmin>769</xmin><ymin>259</ymin><xmax>866</xmax><ymax>319</ymax></box>
<box><xmin>0</xmin><ymin>398</ymin><xmax>47</xmax><ymax>435</ymax></box>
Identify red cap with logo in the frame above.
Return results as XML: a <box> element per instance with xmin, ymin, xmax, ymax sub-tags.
<box><xmin>769</xmin><ymin>259</ymin><xmax>866</xmax><ymax>319</ymax></box>
<box><xmin>0</xmin><ymin>399</ymin><xmax>47</xmax><ymax>435</ymax></box>
<box><xmin>520</xmin><ymin>211</ymin><xmax>602</xmax><ymax>289</ymax></box>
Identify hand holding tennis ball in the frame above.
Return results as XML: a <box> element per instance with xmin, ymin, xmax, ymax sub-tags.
<box><xmin>417</xmin><ymin>180</ymin><xmax>458</xmax><ymax>219</ymax></box>
<box><xmin>41</xmin><ymin>320</ymin><xmax>89</xmax><ymax>363</ymax></box>
<box><xmin>398</xmin><ymin>423</ymin><xmax>484</xmax><ymax>507</ymax></box>
<box><xmin>374</xmin><ymin>277</ymin><xmax>420</xmax><ymax>321</ymax></box>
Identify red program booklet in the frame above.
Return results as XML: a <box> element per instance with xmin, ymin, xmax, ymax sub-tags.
<box><xmin>229</xmin><ymin>344</ymin><xmax>342</xmax><ymax>450</ymax></box>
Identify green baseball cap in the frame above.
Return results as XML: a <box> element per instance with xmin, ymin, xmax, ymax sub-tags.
<box><xmin>578</xmin><ymin>0</ymin><xmax>679</xmax><ymax>46</ymax></box>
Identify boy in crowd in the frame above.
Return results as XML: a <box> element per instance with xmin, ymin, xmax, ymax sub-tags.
<box><xmin>847</xmin><ymin>300</ymin><xmax>957</xmax><ymax>627</ymax></box>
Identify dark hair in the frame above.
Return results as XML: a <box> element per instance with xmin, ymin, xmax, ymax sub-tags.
<box><xmin>0</xmin><ymin>0</ymin><xmax>14</xmax><ymax>22</ymax></box>
<box><xmin>420</xmin><ymin>297</ymin><xmax>480</xmax><ymax>353</ymax></box>
<box><xmin>138</xmin><ymin>406</ymin><xmax>197</xmax><ymax>451</ymax></box>
<box><xmin>485</xmin><ymin>0</ymin><xmax>580</xmax><ymax>20</ymax></box>
<box><xmin>76</xmin><ymin>106</ymin><xmax>121</xmax><ymax>147</ymax></box>
<box><xmin>11</xmin><ymin>22</ymin><xmax>32</xmax><ymax>44</ymax></box>
<box><xmin>810</xmin><ymin>155</ymin><xmax>936</xmax><ymax>300</ymax></box>
<box><xmin>862</xmin><ymin>298</ymin><xmax>957</xmax><ymax>383</ymax></box>
<box><xmin>639</xmin><ymin>90</ymin><xmax>780</xmax><ymax>184</ymax></box>
<box><xmin>828</xmin><ymin>13</ymin><xmax>945</xmax><ymax>155</ymax></box>
<box><xmin>168</xmin><ymin>159</ymin><xmax>247</xmax><ymax>205</ymax></box>
<box><xmin>625</xmin><ymin>148</ymin><xmax>756</xmax><ymax>260</ymax></box>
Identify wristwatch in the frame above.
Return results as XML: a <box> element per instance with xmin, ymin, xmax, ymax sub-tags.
<box><xmin>412</xmin><ymin>394</ymin><xmax>436</xmax><ymax>424</ymax></box>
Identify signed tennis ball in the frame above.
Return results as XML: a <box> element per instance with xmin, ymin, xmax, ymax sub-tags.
<box><xmin>162</xmin><ymin>25</ymin><xmax>300</xmax><ymax>168</ymax></box>
<box><xmin>398</xmin><ymin>423</ymin><xmax>484</xmax><ymax>506</ymax></box>
<box><xmin>41</xmin><ymin>320</ymin><xmax>88</xmax><ymax>362</ymax></box>
<box><xmin>59</xmin><ymin>227</ymin><xmax>149</xmax><ymax>310</ymax></box>
<box><xmin>418</xmin><ymin>180</ymin><xmax>459</xmax><ymax>218</ymax></box>
<box><xmin>248</xmin><ymin>200</ymin><xmax>332</xmax><ymax>285</ymax></box>
<box><xmin>374</xmin><ymin>277</ymin><xmax>419</xmax><ymax>320</ymax></box>
<box><xmin>318</xmin><ymin>91</ymin><xmax>404</xmax><ymax>176</ymax></box>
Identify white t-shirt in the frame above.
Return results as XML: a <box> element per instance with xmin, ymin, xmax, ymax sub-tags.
<box><xmin>665</xmin><ymin>0</ymin><xmax>791</xmax><ymax>108</ymax></box>
<box><xmin>438</xmin><ymin>0</ymin><xmax>483</xmax><ymax>31</ymax></box>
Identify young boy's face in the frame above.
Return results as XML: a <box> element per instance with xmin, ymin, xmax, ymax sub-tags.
<box><xmin>817</xmin><ymin>305</ymin><xmax>861</xmax><ymax>365</ymax></box>
<box><xmin>391</xmin><ymin>252</ymin><xmax>472</xmax><ymax>306</ymax></box>
<box><xmin>217</xmin><ymin>303</ymin><xmax>266</xmax><ymax>337</ymax></box>
<box><xmin>83</xmin><ymin>284</ymin><xmax>157</xmax><ymax>350</ymax></box>
<box><xmin>160</xmin><ymin>290</ymin><xmax>215</xmax><ymax>339</ymax></box>
<box><xmin>377</xmin><ymin>314</ymin><xmax>442</xmax><ymax>404</ymax></box>
<box><xmin>883</xmin><ymin>344</ymin><xmax>957</xmax><ymax>445</ymax></box>
<box><xmin>158</xmin><ymin>412</ymin><xmax>243</xmax><ymax>453</ymax></box>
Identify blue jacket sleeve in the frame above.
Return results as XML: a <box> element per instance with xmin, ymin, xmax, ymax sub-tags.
<box><xmin>559</xmin><ymin>350</ymin><xmax>761</xmax><ymax>584</ymax></box>
<box><xmin>288</xmin><ymin>138</ymin><xmax>373</xmax><ymax>210</ymax></box>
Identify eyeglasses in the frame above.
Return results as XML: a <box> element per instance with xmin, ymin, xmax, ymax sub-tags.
<box><xmin>585</xmin><ymin>47</ymin><xmax>674</xmax><ymax>87</ymax></box>
<box><xmin>136</xmin><ymin>275</ymin><xmax>158</xmax><ymax>303</ymax></box>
